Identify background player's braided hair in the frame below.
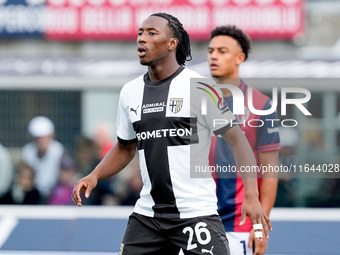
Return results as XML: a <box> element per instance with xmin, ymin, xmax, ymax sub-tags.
<box><xmin>151</xmin><ymin>13</ymin><xmax>192</xmax><ymax>66</ymax></box>
<box><xmin>210</xmin><ymin>25</ymin><xmax>252</xmax><ymax>61</ymax></box>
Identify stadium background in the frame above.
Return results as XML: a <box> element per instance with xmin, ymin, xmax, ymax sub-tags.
<box><xmin>1</xmin><ymin>0</ymin><xmax>340</xmax><ymax>254</ymax></box>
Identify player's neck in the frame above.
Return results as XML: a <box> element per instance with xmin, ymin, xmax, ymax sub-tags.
<box><xmin>213</xmin><ymin>77</ymin><xmax>241</xmax><ymax>97</ymax></box>
<box><xmin>147</xmin><ymin>62</ymin><xmax>180</xmax><ymax>82</ymax></box>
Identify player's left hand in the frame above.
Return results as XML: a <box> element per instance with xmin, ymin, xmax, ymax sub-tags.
<box><xmin>248</xmin><ymin>229</ymin><xmax>267</xmax><ymax>255</ymax></box>
<box><xmin>239</xmin><ymin>196</ymin><xmax>272</xmax><ymax>240</ymax></box>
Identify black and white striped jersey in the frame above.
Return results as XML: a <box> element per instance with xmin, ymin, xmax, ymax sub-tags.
<box><xmin>116</xmin><ymin>67</ymin><xmax>235</xmax><ymax>219</ymax></box>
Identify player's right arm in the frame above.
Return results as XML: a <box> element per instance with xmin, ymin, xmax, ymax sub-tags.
<box><xmin>72</xmin><ymin>141</ymin><xmax>137</xmax><ymax>206</ymax></box>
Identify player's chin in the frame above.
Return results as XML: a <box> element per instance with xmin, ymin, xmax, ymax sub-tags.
<box><xmin>139</xmin><ymin>58</ymin><xmax>150</xmax><ymax>66</ymax></box>
<box><xmin>210</xmin><ymin>70</ymin><xmax>222</xmax><ymax>78</ymax></box>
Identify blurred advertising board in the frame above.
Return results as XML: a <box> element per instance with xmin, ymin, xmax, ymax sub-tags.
<box><xmin>0</xmin><ymin>0</ymin><xmax>304</xmax><ymax>40</ymax></box>
<box><xmin>0</xmin><ymin>0</ymin><xmax>45</xmax><ymax>37</ymax></box>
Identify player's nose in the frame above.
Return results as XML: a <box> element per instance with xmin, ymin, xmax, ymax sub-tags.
<box><xmin>209</xmin><ymin>51</ymin><xmax>218</xmax><ymax>60</ymax></box>
<box><xmin>137</xmin><ymin>33</ymin><xmax>146</xmax><ymax>44</ymax></box>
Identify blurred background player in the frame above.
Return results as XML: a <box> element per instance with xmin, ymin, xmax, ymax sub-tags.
<box><xmin>21</xmin><ymin>116</ymin><xmax>65</xmax><ymax>203</ymax></box>
<box><xmin>207</xmin><ymin>25</ymin><xmax>280</xmax><ymax>255</ymax></box>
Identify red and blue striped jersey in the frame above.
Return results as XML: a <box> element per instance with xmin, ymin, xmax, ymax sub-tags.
<box><xmin>209</xmin><ymin>81</ymin><xmax>281</xmax><ymax>232</ymax></box>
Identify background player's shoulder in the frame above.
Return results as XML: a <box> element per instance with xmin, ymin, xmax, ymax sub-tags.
<box><xmin>246</xmin><ymin>83</ymin><xmax>270</xmax><ymax>101</ymax></box>
<box><xmin>244</xmin><ymin>83</ymin><xmax>271</xmax><ymax>108</ymax></box>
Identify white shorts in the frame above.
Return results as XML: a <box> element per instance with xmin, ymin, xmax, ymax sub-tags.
<box><xmin>226</xmin><ymin>232</ymin><xmax>253</xmax><ymax>255</ymax></box>
<box><xmin>179</xmin><ymin>231</ymin><xmax>251</xmax><ymax>255</ymax></box>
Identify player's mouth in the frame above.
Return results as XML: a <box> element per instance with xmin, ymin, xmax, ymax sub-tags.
<box><xmin>137</xmin><ymin>46</ymin><xmax>147</xmax><ymax>57</ymax></box>
<box><xmin>210</xmin><ymin>63</ymin><xmax>219</xmax><ymax>70</ymax></box>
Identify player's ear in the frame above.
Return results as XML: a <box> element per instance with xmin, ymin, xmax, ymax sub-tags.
<box><xmin>236</xmin><ymin>52</ymin><xmax>246</xmax><ymax>65</ymax></box>
<box><xmin>168</xmin><ymin>38</ymin><xmax>179</xmax><ymax>51</ymax></box>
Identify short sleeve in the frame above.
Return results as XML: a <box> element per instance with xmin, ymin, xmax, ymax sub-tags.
<box><xmin>210</xmin><ymin>97</ymin><xmax>236</xmax><ymax>135</ymax></box>
<box><xmin>116</xmin><ymin>88</ymin><xmax>137</xmax><ymax>144</ymax></box>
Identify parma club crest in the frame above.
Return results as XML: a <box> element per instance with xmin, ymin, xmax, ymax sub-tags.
<box><xmin>169</xmin><ymin>98</ymin><xmax>183</xmax><ymax>114</ymax></box>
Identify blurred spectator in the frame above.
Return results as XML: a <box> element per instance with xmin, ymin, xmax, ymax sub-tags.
<box><xmin>278</xmin><ymin>126</ymin><xmax>299</xmax><ymax>167</ymax></box>
<box><xmin>93</xmin><ymin>121</ymin><xmax>115</xmax><ymax>159</ymax></box>
<box><xmin>49</xmin><ymin>154</ymin><xmax>79</xmax><ymax>205</ymax></box>
<box><xmin>75</xmin><ymin>135</ymin><xmax>116</xmax><ymax>205</ymax></box>
<box><xmin>74</xmin><ymin>135</ymin><xmax>141</xmax><ymax>206</ymax></box>
<box><xmin>21</xmin><ymin>116</ymin><xmax>65</xmax><ymax>202</ymax></box>
<box><xmin>117</xmin><ymin>154</ymin><xmax>142</xmax><ymax>206</ymax></box>
<box><xmin>275</xmin><ymin>126</ymin><xmax>299</xmax><ymax>207</ymax></box>
<box><xmin>0</xmin><ymin>142</ymin><xmax>13</xmax><ymax>197</ymax></box>
<box><xmin>0</xmin><ymin>162</ymin><xmax>40</xmax><ymax>205</ymax></box>
<box><xmin>303</xmin><ymin>117</ymin><xmax>324</xmax><ymax>153</ymax></box>
<box><xmin>310</xmin><ymin>176</ymin><xmax>340</xmax><ymax>207</ymax></box>
<box><xmin>75</xmin><ymin>136</ymin><xmax>101</xmax><ymax>178</ymax></box>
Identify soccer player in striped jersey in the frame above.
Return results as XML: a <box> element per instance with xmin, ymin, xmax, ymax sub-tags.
<box><xmin>208</xmin><ymin>25</ymin><xmax>280</xmax><ymax>255</ymax></box>
<box><xmin>72</xmin><ymin>14</ymin><xmax>270</xmax><ymax>255</ymax></box>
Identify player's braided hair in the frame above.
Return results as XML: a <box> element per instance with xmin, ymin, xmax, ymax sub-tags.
<box><xmin>151</xmin><ymin>13</ymin><xmax>192</xmax><ymax>66</ymax></box>
<box><xmin>210</xmin><ymin>25</ymin><xmax>252</xmax><ymax>61</ymax></box>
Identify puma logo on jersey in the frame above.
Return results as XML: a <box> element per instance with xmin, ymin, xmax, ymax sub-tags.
<box><xmin>201</xmin><ymin>246</ymin><xmax>214</xmax><ymax>255</ymax></box>
<box><xmin>130</xmin><ymin>106</ymin><xmax>139</xmax><ymax>115</ymax></box>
